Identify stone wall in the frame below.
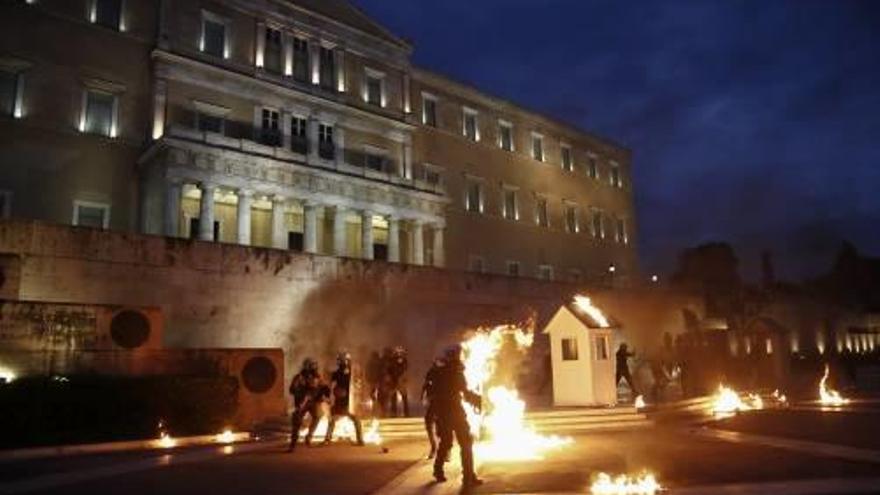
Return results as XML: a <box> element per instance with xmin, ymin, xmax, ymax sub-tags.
<box><xmin>0</xmin><ymin>219</ymin><xmax>702</xmax><ymax>397</ymax></box>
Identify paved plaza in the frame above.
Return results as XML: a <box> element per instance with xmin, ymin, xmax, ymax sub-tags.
<box><xmin>2</xmin><ymin>404</ymin><xmax>880</xmax><ymax>495</ymax></box>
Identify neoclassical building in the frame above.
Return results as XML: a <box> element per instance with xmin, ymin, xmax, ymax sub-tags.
<box><xmin>0</xmin><ymin>0</ymin><xmax>638</xmax><ymax>282</ymax></box>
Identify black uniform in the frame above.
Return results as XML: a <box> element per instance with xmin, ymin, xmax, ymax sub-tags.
<box><xmin>431</xmin><ymin>358</ymin><xmax>481</xmax><ymax>485</ymax></box>
<box><xmin>421</xmin><ymin>360</ymin><xmax>444</xmax><ymax>457</ymax></box>
<box><xmin>324</xmin><ymin>365</ymin><xmax>364</xmax><ymax>445</ymax></box>
<box><xmin>387</xmin><ymin>349</ymin><xmax>410</xmax><ymax>417</ymax></box>
<box><xmin>615</xmin><ymin>346</ymin><xmax>638</xmax><ymax>395</ymax></box>
<box><xmin>288</xmin><ymin>369</ymin><xmax>323</xmax><ymax>451</ymax></box>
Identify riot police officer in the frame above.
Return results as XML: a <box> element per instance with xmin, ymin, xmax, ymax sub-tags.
<box><xmin>432</xmin><ymin>345</ymin><xmax>483</xmax><ymax>488</ymax></box>
<box><xmin>324</xmin><ymin>351</ymin><xmax>365</xmax><ymax>445</ymax></box>
<box><xmin>421</xmin><ymin>355</ymin><xmax>445</xmax><ymax>459</ymax></box>
<box><xmin>287</xmin><ymin>357</ymin><xmax>323</xmax><ymax>452</ymax></box>
<box><xmin>386</xmin><ymin>345</ymin><xmax>410</xmax><ymax>417</ymax></box>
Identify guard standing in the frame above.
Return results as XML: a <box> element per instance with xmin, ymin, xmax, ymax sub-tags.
<box><xmin>324</xmin><ymin>351</ymin><xmax>365</xmax><ymax>445</ymax></box>
<box><xmin>432</xmin><ymin>345</ymin><xmax>483</xmax><ymax>488</ymax></box>
<box><xmin>387</xmin><ymin>346</ymin><xmax>410</xmax><ymax>417</ymax></box>
<box><xmin>288</xmin><ymin>358</ymin><xmax>323</xmax><ymax>452</ymax></box>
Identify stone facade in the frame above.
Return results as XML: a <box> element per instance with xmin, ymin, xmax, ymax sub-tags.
<box><xmin>0</xmin><ymin>0</ymin><xmax>637</xmax><ymax>283</ymax></box>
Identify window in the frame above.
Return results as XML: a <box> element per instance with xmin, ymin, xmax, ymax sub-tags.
<box><xmin>594</xmin><ymin>336</ymin><xmax>609</xmax><ymax>360</ymax></box>
<box><xmin>561</xmin><ymin>145</ymin><xmax>573</xmax><ymax>171</ymax></box>
<box><xmin>292</xmin><ymin>37</ymin><xmax>309</xmax><ymax>82</ymax></box>
<box><xmin>610</xmin><ymin>163</ymin><xmax>623</xmax><ymax>188</ymax></box>
<box><xmin>463</xmin><ymin>107</ymin><xmax>479</xmax><ymax>141</ymax></box>
<box><xmin>263</xmin><ymin>27</ymin><xmax>283</xmax><ymax>74</ymax></box>
<box><xmin>588</xmin><ymin>155</ymin><xmax>599</xmax><ymax>179</ymax></box>
<box><xmin>290</xmin><ymin>116</ymin><xmax>308</xmax><ymax>154</ymax></box>
<box><xmin>562</xmin><ymin>338</ymin><xmax>579</xmax><ymax>361</ymax></box>
<box><xmin>564</xmin><ymin>203</ymin><xmax>579</xmax><ymax>233</ymax></box>
<box><xmin>468</xmin><ymin>255</ymin><xmax>486</xmax><ymax>273</ymax></box>
<box><xmin>197</xmin><ymin>113</ymin><xmax>224</xmax><ymax>134</ymax></box>
<box><xmin>502</xmin><ymin>188</ymin><xmax>518</xmax><ymax>221</ymax></box>
<box><xmin>366</xmin><ymin>74</ymin><xmax>383</xmax><ymax>107</ymax></box>
<box><xmin>535</xmin><ymin>196</ymin><xmax>549</xmax><ymax>228</ymax></box>
<box><xmin>423</xmin><ymin>164</ymin><xmax>442</xmax><ymax>186</ymax></box>
<box><xmin>498</xmin><ymin>121</ymin><xmax>514</xmax><ymax>151</ymax></box>
<box><xmin>591</xmin><ymin>209</ymin><xmax>604</xmax><ymax>239</ymax></box>
<box><xmin>260</xmin><ymin>108</ymin><xmax>281</xmax><ymax>147</ymax></box>
<box><xmin>318</xmin><ymin>123</ymin><xmax>334</xmax><ymax>160</ymax></box>
<box><xmin>364</xmin><ymin>151</ymin><xmax>387</xmax><ymax>172</ymax></box>
<box><xmin>320</xmin><ymin>47</ymin><xmax>336</xmax><ymax>89</ymax></box>
<box><xmin>507</xmin><ymin>261</ymin><xmax>521</xmax><ymax>277</ymax></box>
<box><xmin>615</xmin><ymin>217</ymin><xmax>627</xmax><ymax>244</ymax></box>
<box><xmin>82</xmin><ymin>90</ymin><xmax>117</xmax><ymax>137</ymax></box>
<box><xmin>531</xmin><ymin>133</ymin><xmax>544</xmax><ymax>162</ymax></box>
<box><xmin>201</xmin><ymin>12</ymin><xmax>228</xmax><ymax>59</ymax></box>
<box><xmin>0</xmin><ymin>71</ymin><xmax>23</xmax><ymax>118</ymax></box>
<box><xmin>537</xmin><ymin>264</ymin><xmax>554</xmax><ymax>281</ymax></box>
<box><xmin>91</xmin><ymin>0</ymin><xmax>122</xmax><ymax>30</ymax></box>
<box><xmin>422</xmin><ymin>93</ymin><xmax>437</xmax><ymax>127</ymax></box>
<box><xmin>73</xmin><ymin>200</ymin><xmax>110</xmax><ymax>229</ymax></box>
<box><xmin>465</xmin><ymin>179</ymin><xmax>483</xmax><ymax>213</ymax></box>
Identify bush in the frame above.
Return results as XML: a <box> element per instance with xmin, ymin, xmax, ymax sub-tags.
<box><xmin>0</xmin><ymin>375</ymin><xmax>238</xmax><ymax>449</ymax></box>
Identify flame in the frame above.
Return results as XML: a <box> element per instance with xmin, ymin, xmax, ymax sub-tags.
<box><xmin>573</xmin><ymin>295</ymin><xmax>610</xmax><ymax>328</ymax></box>
<box><xmin>711</xmin><ymin>385</ymin><xmax>753</xmax><ymax>416</ymax></box>
<box><xmin>363</xmin><ymin>418</ymin><xmax>382</xmax><ymax>445</ymax></box>
<box><xmin>772</xmin><ymin>389</ymin><xmax>787</xmax><ymax>405</ymax></box>
<box><xmin>634</xmin><ymin>395</ymin><xmax>646</xmax><ymax>409</ymax></box>
<box><xmin>747</xmin><ymin>393</ymin><xmax>764</xmax><ymax>410</ymax></box>
<box><xmin>819</xmin><ymin>364</ymin><xmax>849</xmax><ymax>406</ymax></box>
<box><xmin>461</xmin><ymin>324</ymin><xmax>571</xmax><ymax>461</ymax></box>
<box><xmin>157</xmin><ymin>432</ymin><xmax>177</xmax><ymax>449</ymax></box>
<box><xmin>591</xmin><ymin>472</ymin><xmax>662</xmax><ymax>495</ymax></box>
<box><xmin>215</xmin><ymin>429</ymin><xmax>236</xmax><ymax>444</ymax></box>
<box><xmin>0</xmin><ymin>366</ymin><xmax>16</xmax><ymax>383</ymax></box>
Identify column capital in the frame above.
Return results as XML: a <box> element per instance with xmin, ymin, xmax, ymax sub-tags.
<box><xmin>237</xmin><ymin>188</ymin><xmax>253</xmax><ymax>198</ymax></box>
<box><xmin>199</xmin><ymin>181</ymin><xmax>217</xmax><ymax>190</ymax></box>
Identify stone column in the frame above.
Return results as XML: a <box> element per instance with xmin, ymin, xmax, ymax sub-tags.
<box><xmin>411</xmin><ymin>220</ymin><xmax>424</xmax><ymax>266</ymax></box>
<box><xmin>309</xmin><ymin>39</ymin><xmax>321</xmax><ymax>85</ymax></box>
<box><xmin>283</xmin><ymin>33</ymin><xmax>294</xmax><ymax>77</ymax></box>
<box><xmin>432</xmin><ymin>224</ymin><xmax>445</xmax><ymax>268</ymax></box>
<box><xmin>255</xmin><ymin>22</ymin><xmax>266</xmax><ymax>69</ymax></box>
<box><xmin>303</xmin><ymin>202</ymin><xmax>318</xmax><ymax>254</ymax></box>
<box><xmin>333</xmin><ymin>207</ymin><xmax>348</xmax><ymax>257</ymax></box>
<box><xmin>335</xmin><ymin>126</ymin><xmax>345</xmax><ymax>168</ymax></box>
<box><xmin>236</xmin><ymin>189</ymin><xmax>252</xmax><ymax>246</ymax></box>
<box><xmin>198</xmin><ymin>182</ymin><xmax>216</xmax><ymax>241</ymax></box>
<box><xmin>152</xmin><ymin>78</ymin><xmax>167</xmax><ymax>140</ymax></box>
<box><xmin>387</xmin><ymin>216</ymin><xmax>400</xmax><ymax>263</ymax></box>
<box><xmin>271</xmin><ymin>196</ymin><xmax>286</xmax><ymax>249</ymax></box>
<box><xmin>163</xmin><ymin>180</ymin><xmax>181</xmax><ymax>237</ymax></box>
<box><xmin>400</xmin><ymin>140</ymin><xmax>413</xmax><ymax>179</ymax></box>
<box><xmin>403</xmin><ymin>73</ymin><xmax>411</xmax><ymax>114</ymax></box>
<box><xmin>335</xmin><ymin>48</ymin><xmax>346</xmax><ymax>92</ymax></box>
<box><xmin>307</xmin><ymin>116</ymin><xmax>320</xmax><ymax>162</ymax></box>
<box><xmin>361</xmin><ymin>211</ymin><xmax>374</xmax><ymax>260</ymax></box>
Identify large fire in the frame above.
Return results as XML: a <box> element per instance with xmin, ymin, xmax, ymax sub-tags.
<box><xmin>461</xmin><ymin>323</ymin><xmax>571</xmax><ymax>461</ymax></box>
<box><xmin>573</xmin><ymin>295</ymin><xmax>610</xmax><ymax>328</ymax></box>
<box><xmin>819</xmin><ymin>364</ymin><xmax>849</xmax><ymax>406</ymax></box>
<box><xmin>590</xmin><ymin>472</ymin><xmax>662</xmax><ymax>495</ymax></box>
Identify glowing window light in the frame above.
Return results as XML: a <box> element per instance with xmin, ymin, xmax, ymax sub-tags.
<box><xmin>790</xmin><ymin>334</ymin><xmax>800</xmax><ymax>353</ymax></box>
<box><xmin>765</xmin><ymin>338</ymin><xmax>773</xmax><ymax>355</ymax></box>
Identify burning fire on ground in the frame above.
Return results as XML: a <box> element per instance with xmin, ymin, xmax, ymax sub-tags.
<box><xmin>298</xmin><ymin>415</ymin><xmax>382</xmax><ymax>445</ymax></box>
<box><xmin>634</xmin><ymin>395</ymin><xmax>646</xmax><ymax>410</ymax></box>
<box><xmin>590</xmin><ymin>472</ymin><xmax>662</xmax><ymax>495</ymax></box>
<box><xmin>711</xmin><ymin>385</ymin><xmax>763</xmax><ymax>417</ymax></box>
<box><xmin>819</xmin><ymin>364</ymin><xmax>849</xmax><ymax>406</ymax></box>
<box><xmin>461</xmin><ymin>322</ymin><xmax>571</xmax><ymax>461</ymax></box>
